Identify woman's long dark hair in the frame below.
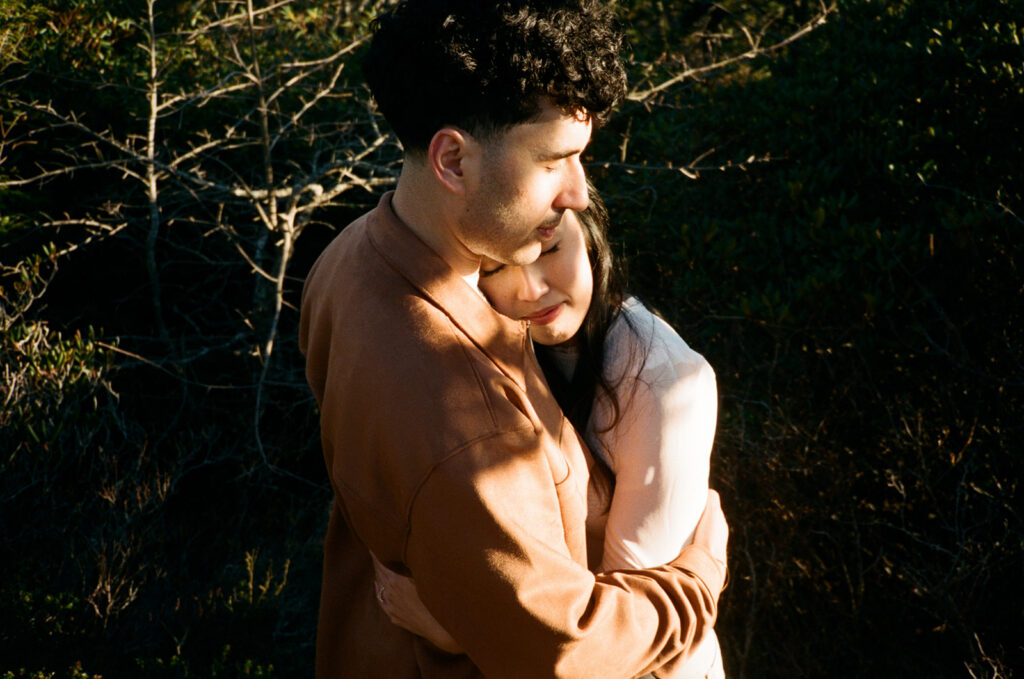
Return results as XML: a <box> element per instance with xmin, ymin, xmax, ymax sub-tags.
<box><xmin>534</xmin><ymin>181</ymin><xmax>631</xmax><ymax>493</ymax></box>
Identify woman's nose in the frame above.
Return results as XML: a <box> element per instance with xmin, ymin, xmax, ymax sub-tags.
<box><xmin>517</xmin><ymin>266</ymin><xmax>549</xmax><ymax>302</ymax></box>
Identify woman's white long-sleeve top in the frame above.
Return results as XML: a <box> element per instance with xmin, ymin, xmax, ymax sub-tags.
<box><xmin>547</xmin><ymin>296</ymin><xmax>723</xmax><ymax>678</ymax></box>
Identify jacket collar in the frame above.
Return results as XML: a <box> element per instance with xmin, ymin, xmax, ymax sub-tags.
<box><xmin>367</xmin><ymin>192</ymin><xmax>531</xmax><ymax>388</ymax></box>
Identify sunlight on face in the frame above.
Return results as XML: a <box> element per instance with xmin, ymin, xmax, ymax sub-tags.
<box><xmin>478</xmin><ymin>210</ymin><xmax>594</xmax><ymax>346</ymax></box>
<box><xmin>458</xmin><ymin>100</ymin><xmax>592</xmax><ymax>268</ymax></box>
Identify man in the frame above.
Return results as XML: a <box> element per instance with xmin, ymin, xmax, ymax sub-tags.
<box><xmin>299</xmin><ymin>2</ymin><xmax>728</xmax><ymax>677</ymax></box>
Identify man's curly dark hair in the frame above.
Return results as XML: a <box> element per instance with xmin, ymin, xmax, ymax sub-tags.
<box><xmin>362</xmin><ymin>0</ymin><xmax>627</xmax><ymax>154</ymax></box>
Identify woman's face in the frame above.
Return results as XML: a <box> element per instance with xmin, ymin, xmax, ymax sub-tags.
<box><xmin>479</xmin><ymin>210</ymin><xmax>594</xmax><ymax>346</ymax></box>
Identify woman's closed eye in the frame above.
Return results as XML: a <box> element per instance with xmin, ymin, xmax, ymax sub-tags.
<box><xmin>481</xmin><ymin>240</ymin><xmax>561</xmax><ymax>279</ymax></box>
<box><xmin>480</xmin><ymin>263</ymin><xmax>505</xmax><ymax>278</ymax></box>
<box><xmin>540</xmin><ymin>242</ymin><xmax>561</xmax><ymax>257</ymax></box>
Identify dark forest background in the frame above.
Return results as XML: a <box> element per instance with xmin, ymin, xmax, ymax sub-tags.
<box><xmin>1</xmin><ymin>0</ymin><xmax>1021</xmax><ymax>677</ymax></box>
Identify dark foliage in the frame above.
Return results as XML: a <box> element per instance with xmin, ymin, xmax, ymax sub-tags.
<box><xmin>592</xmin><ymin>1</ymin><xmax>1022</xmax><ymax>676</ymax></box>
<box><xmin>1</xmin><ymin>0</ymin><xmax>1020</xmax><ymax>676</ymax></box>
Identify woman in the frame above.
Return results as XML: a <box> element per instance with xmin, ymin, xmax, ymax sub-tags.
<box><xmin>375</xmin><ymin>184</ymin><xmax>725</xmax><ymax>678</ymax></box>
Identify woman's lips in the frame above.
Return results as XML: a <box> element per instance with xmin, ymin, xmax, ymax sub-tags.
<box><xmin>523</xmin><ymin>303</ymin><xmax>563</xmax><ymax>326</ymax></box>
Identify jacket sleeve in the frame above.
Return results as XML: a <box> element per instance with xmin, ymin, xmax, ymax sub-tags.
<box><xmin>402</xmin><ymin>422</ymin><xmax>726</xmax><ymax>679</ymax></box>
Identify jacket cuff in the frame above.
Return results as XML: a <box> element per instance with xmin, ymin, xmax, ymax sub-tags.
<box><xmin>670</xmin><ymin>544</ymin><xmax>727</xmax><ymax>598</ymax></box>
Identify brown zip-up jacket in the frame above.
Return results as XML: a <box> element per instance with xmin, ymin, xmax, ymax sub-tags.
<box><xmin>299</xmin><ymin>193</ymin><xmax>726</xmax><ymax>678</ymax></box>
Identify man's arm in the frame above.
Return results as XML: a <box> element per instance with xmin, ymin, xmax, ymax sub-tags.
<box><xmin>401</xmin><ymin>425</ymin><xmax>727</xmax><ymax>679</ymax></box>
<box><xmin>374</xmin><ymin>492</ymin><xmax>727</xmax><ymax>666</ymax></box>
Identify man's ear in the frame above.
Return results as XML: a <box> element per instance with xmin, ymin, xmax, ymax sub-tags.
<box><xmin>428</xmin><ymin>127</ymin><xmax>477</xmax><ymax>195</ymax></box>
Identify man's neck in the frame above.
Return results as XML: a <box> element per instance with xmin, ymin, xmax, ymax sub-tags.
<box><xmin>391</xmin><ymin>167</ymin><xmax>481</xmax><ymax>278</ymax></box>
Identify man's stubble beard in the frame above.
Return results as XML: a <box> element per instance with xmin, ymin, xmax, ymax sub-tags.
<box><xmin>465</xmin><ymin>165</ymin><xmax>540</xmax><ymax>267</ymax></box>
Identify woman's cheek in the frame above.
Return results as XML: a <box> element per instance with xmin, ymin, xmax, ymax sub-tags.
<box><xmin>482</xmin><ymin>281</ymin><xmax>518</xmax><ymax>319</ymax></box>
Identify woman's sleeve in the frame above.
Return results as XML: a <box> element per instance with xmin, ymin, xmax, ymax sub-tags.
<box><xmin>597</xmin><ymin>338</ymin><xmax>719</xmax><ymax>572</ymax></box>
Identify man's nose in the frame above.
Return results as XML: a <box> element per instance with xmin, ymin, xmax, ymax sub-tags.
<box><xmin>517</xmin><ymin>265</ymin><xmax>550</xmax><ymax>302</ymax></box>
<box><xmin>554</xmin><ymin>156</ymin><xmax>588</xmax><ymax>212</ymax></box>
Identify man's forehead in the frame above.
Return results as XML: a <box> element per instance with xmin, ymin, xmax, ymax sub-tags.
<box><xmin>516</xmin><ymin>112</ymin><xmax>593</xmax><ymax>156</ymax></box>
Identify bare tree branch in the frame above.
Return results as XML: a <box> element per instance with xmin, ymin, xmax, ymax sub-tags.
<box><xmin>627</xmin><ymin>2</ymin><xmax>837</xmax><ymax>102</ymax></box>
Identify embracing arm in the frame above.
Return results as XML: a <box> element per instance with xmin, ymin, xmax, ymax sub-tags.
<box><xmin>371</xmin><ymin>554</ymin><xmax>463</xmax><ymax>654</ymax></box>
<box><xmin>376</xmin><ymin>424</ymin><xmax>726</xmax><ymax>679</ymax></box>
<box><xmin>374</xmin><ymin>490</ymin><xmax>727</xmax><ymax>664</ymax></box>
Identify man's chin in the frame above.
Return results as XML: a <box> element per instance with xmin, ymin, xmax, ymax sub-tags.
<box><xmin>506</xmin><ymin>242</ymin><xmax>544</xmax><ymax>267</ymax></box>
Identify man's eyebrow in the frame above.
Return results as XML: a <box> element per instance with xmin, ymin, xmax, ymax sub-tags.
<box><xmin>534</xmin><ymin>146</ymin><xmax>584</xmax><ymax>162</ymax></box>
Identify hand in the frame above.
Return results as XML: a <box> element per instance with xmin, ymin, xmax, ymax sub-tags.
<box><xmin>692</xmin><ymin>489</ymin><xmax>728</xmax><ymax>576</ymax></box>
<box><xmin>371</xmin><ymin>555</ymin><xmax>464</xmax><ymax>655</ymax></box>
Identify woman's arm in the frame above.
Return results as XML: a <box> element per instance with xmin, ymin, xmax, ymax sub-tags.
<box><xmin>596</xmin><ymin>319</ymin><xmax>718</xmax><ymax>573</ymax></box>
<box><xmin>593</xmin><ymin>312</ymin><xmax>724</xmax><ymax>678</ymax></box>
<box><xmin>371</xmin><ymin>554</ymin><xmax>463</xmax><ymax>654</ymax></box>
